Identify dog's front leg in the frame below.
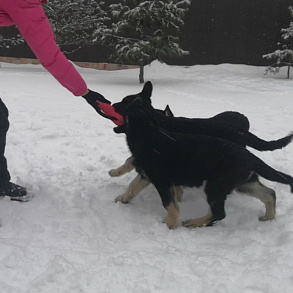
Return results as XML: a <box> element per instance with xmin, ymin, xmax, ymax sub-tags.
<box><xmin>109</xmin><ymin>156</ymin><xmax>135</xmax><ymax>177</ymax></box>
<box><xmin>155</xmin><ymin>183</ymin><xmax>179</xmax><ymax>229</ymax></box>
<box><xmin>182</xmin><ymin>208</ymin><xmax>213</xmax><ymax>228</ymax></box>
<box><xmin>115</xmin><ymin>174</ymin><xmax>150</xmax><ymax>203</ymax></box>
<box><xmin>174</xmin><ymin>185</ymin><xmax>183</xmax><ymax>202</ymax></box>
<box><xmin>182</xmin><ymin>180</ymin><xmax>227</xmax><ymax>228</ymax></box>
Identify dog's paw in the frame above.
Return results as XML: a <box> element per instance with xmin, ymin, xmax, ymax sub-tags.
<box><xmin>182</xmin><ymin>220</ymin><xmax>194</xmax><ymax>228</ymax></box>
<box><xmin>258</xmin><ymin>215</ymin><xmax>275</xmax><ymax>222</ymax></box>
<box><xmin>114</xmin><ymin>195</ymin><xmax>130</xmax><ymax>204</ymax></box>
<box><xmin>182</xmin><ymin>219</ymin><xmax>207</xmax><ymax>228</ymax></box>
<box><xmin>166</xmin><ymin>220</ymin><xmax>178</xmax><ymax>229</ymax></box>
<box><xmin>109</xmin><ymin>169</ymin><xmax>122</xmax><ymax>177</ymax></box>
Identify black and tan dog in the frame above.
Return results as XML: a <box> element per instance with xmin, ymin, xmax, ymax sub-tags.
<box><xmin>109</xmin><ymin>82</ymin><xmax>292</xmax><ymax>204</ymax></box>
<box><xmin>109</xmin><ymin>103</ymin><xmax>185</xmax><ymax>203</ymax></box>
<box><xmin>110</xmin><ymin>82</ymin><xmax>251</xmax><ymax>203</ymax></box>
<box><xmin>124</xmin><ymin>97</ymin><xmax>293</xmax><ymax>229</ymax></box>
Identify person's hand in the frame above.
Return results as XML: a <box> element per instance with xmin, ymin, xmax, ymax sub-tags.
<box><xmin>82</xmin><ymin>89</ymin><xmax>124</xmax><ymax>125</ymax></box>
<box><xmin>82</xmin><ymin>89</ymin><xmax>110</xmax><ymax>112</ymax></box>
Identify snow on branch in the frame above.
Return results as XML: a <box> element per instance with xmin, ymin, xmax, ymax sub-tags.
<box><xmin>263</xmin><ymin>6</ymin><xmax>293</xmax><ymax>78</ymax></box>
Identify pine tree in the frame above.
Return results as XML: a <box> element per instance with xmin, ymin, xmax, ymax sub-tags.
<box><xmin>97</xmin><ymin>0</ymin><xmax>191</xmax><ymax>83</ymax></box>
<box><xmin>44</xmin><ymin>0</ymin><xmax>108</xmax><ymax>53</ymax></box>
<box><xmin>0</xmin><ymin>31</ymin><xmax>23</xmax><ymax>48</ymax></box>
<box><xmin>1</xmin><ymin>1</ymin><xmax>108</xmax><ymax>53</ymax></box>
<box><xmin>263</xmin><ymin>6</ymin><xmax>293</xmax><ymax>79</ymax></box>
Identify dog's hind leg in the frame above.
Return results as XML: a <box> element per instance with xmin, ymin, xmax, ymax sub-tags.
<box><xmin>236</xmin><ymin>174</ymin><xmax>276</xmax><ymax>221</ymax></box>
<box><xmin>115</xmin><ymin>174</ymin><xmax>150</xmax><ymax>203</ymax></box>
<box><xmin>109</xmin><ymin>156</ymin><xmax>135</xmax><ymax>177</ymax></box>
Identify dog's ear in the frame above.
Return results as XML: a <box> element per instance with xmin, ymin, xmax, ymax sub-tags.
<box><xmin>141</xmin><ymin>81</ymin><xmax>153</xmax><ymax>100</ymax></box>
<box><xmin>164</xmin><ymin>105</ymin><xmax>174</xmax><ymax>117</ymax></box>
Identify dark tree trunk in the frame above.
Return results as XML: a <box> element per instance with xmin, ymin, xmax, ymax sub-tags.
<box><xmin>287</xmin><ymin>65</ymin><xmax>291</xmax><ymax>79</ymax></box>
<box><xmin>139</xmin><ymin>60</ymin><xmax>144</xmax><ymax>84</ymax></box>
<box><xmin>287</xmin><ymin>41</ymin><xmax>292</xmax><ymax>79</ymax></box>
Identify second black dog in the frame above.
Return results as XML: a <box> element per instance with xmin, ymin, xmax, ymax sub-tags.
<box><xmin>113</xmin><ymin>81</ymin><xmax>292</xmax><ymax>151</ymax></box>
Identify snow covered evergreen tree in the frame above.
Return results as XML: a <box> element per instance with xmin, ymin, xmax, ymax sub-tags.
<box><xmin>263</xmin><ymin>6</ymin><xmax>293</xmax><ymax>79</ymax></box>
<box><xmin>44</xmin><ymin>0</ymin><xmax>108</xmax><ymax>52</ymax></box>
<box><xmin>98</xmin><ymin>0</ymin><xmax>190</xmax><ymax>83</ymax></box>
<box><xmin>1</xmin><ymin>1</ymin><xmax>108</xmax><ymax>54</ymax></box>
<box><xmin>0</xmin><ymin>31</ymin><xmax>23</xmax><ymax>48</ymax></box>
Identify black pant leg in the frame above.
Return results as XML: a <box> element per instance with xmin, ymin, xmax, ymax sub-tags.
<box><xmin>0</xmin><ymin>98</ymin><xmax>11</xmax><ymax>184</ymax></box>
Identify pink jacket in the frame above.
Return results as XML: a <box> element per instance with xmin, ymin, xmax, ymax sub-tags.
<box><xmin>0</xmin><ymin>0</ymin><xmax>87</xmax><ymax>96</ymax></box>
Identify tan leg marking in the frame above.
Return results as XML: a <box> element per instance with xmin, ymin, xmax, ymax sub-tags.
<box><xmin>236</xmin><ymin>179</ymin><xmax>276</xmax><ymax>221</ymax></box>
<box><xmin>182</xmin><ymin>208</ymin><xmax>213</xmax><ymax>228</ymax></box>
<box><xmin>109</xmin><ymin>156</ymin><xmax>135</xmax><ymax>177</ymax></box>
<box><xmin>174</xmin><ymin>185</ymin><xmax>183</xmax><ymax>202</ymax></box>
<box><xmin>166</xmin><ymin>203</ymin><xmax>179</xmax><ymax>229</ymax></box>
<box><xmin>115</xmin><ymin>175</ymin><xmax>149</xmax><ymax>203</ymax></box>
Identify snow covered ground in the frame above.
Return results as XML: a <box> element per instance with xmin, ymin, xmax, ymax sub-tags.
<box><xmin>0</xmin><ymin>61</ymin><xmax>293</xmax><ymax>293</ymax></box>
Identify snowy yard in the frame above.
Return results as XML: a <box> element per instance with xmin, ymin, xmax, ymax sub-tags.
<box><xmin>0</xmin><ymin>61</ymin><xmax>293</xmax><ymax>292</ymax></box>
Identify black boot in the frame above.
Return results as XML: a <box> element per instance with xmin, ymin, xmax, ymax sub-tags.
<box><xmin>0</xmin><ymin>182</ymin><xmax>32</xmax><ymax>202</ymax></box>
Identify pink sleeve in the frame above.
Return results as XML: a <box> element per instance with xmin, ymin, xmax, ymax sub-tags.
<box><xmin>5</xmin><ymin>0</ymin><xmax>88</xmax><ymax>96</ymax></box>
<box><xmin>0</xmin><ymin>12</ymin><xmax>14</xmax><ymax>27</ymax></box>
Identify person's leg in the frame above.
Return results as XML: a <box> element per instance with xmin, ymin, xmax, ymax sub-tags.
<box><xmin>0</xmin><ymin>98</ymin><xmax>11</xmax><ymax>184</ymax></box>
<box><xmin>0</xmin><ymin>99</ymin><xmax>29</xmax><ymax>201</ymax></box>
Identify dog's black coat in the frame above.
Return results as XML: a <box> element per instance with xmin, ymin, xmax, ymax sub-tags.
<box><xmin>125</xmin><ymin>99</ymin><xmax>293</xmax><ymax>226</ymax></box>
<box><xmin>113</xmin><ymin>82</ymin><xmax>293</xmax><ymax>151</ymax></box>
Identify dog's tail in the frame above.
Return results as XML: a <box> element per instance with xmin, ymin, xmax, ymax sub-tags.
<box><xmin>253</xmin><ymin>155</ymin><xmax>293</xmax><ymax>192</ymax></box>
<box><xmin>245</xmin><ymin>131</ymin><xmax>293</xmax><ymax>151</ymax></box>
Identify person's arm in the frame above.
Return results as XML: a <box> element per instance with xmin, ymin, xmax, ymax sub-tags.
<box><xmin>6</xmin><ymin>0</ymin><xmax>87</xmax><ymax>96</ymax></box>
<box><xmin>4</xmin><ymin>0</ymin><xmax>124</xmax><ymax>124</ymax></box>
<box><xmin>0</xmin><ymin>11</ymin><xmax>14</xmax><ymax>27</ymax></box>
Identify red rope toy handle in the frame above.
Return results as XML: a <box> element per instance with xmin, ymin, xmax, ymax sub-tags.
<box><xmin>97</xmin><ymin>102</ymin><xmax>124</xmax><ymax>126</ymax></box>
